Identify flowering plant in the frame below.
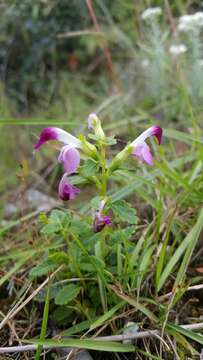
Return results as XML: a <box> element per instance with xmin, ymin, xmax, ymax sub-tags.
<box><xmin>32</xmin><ymin>114</ymin><xmax>163</xmax><ymax>329</ymax></box>
<box><xmin>34</xmin><ymin>114</ymin><xmax>162</xmax><ymax>231</ymax></box>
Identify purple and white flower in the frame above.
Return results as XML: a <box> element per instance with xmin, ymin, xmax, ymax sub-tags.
<box><xmin>131</xmin><ymin>125</ymin><xmax>163</xmax><ymax>166</ymax></box>
<box><xmin>34</xmin><ymin>127</ymin><xmax>82</xmax><ymax>200</ymax></box>
<box><xmin>109</xmin><ymin>125</ymin><xmax>163</xmax><ymax>172</ymax></box>
<box><xmin>93</xmin><ymin>199</ymin><xmax>112</xmax><ymax>233</ymax></box>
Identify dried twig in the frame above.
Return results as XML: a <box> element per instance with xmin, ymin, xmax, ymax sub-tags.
<box><xmin>159</xmin><ymin>283</ymin><xmax>203</xmax><ymax>301</ymax></box>
<box><xmin>164</xmin><ymin>0</ymin><xmax>176</xmax><ymax>36</ymax></box>
<box><xmin>57</xmin><ymin>30</ymin><xmax>104</xmax><ymax>39</ymax></box>
<box><xmin>85</xmin><ymin>0</ymin><xmax>121</xmax><ymax>91</ymax></box>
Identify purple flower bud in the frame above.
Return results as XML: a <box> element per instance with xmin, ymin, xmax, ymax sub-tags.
<box><xmin>93</xmin><ymin>199</ymin><xmax>112</xmax><ymax>232</ymax></box>
<box><xmin>88</xmin><ymin>113</ymin><xmax>98</xmax><ymax>130</ymax></box>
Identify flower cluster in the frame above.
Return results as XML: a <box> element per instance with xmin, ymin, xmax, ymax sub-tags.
<box><xmin>34</xmin><ymin>114</ymin><xmax>163</xmax><ymax>231</ymax></box>
<box><xmin>178</xmin><ymin>12</ymin><xmax>203</xmax><ymax>33</ymax></box>
<box><xmin>169</xmin><ymin>44</ymin><xmax>187</xmax><ymax>56</ymax></box>
<box><xmin>141</xmin><ymin>7</ymin><xmax>162</xmax><ymax>21</ymax></box>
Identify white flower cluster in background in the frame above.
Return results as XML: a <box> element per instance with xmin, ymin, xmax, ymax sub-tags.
<box><xmin>169</xmin><ymin>44</ymin><xmax>187</xmax><ymax>56</ymax></box>
<box><xmin>178</xmin><ymin>12</ymin><xmax>203</xmax><ymax>32</ymax></box>
<box><xmin>141</xmin><ymin>7</ymin><xmax>162</xmax><ymax>21</ymax></box>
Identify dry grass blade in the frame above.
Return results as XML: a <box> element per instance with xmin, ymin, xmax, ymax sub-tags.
<box><xmin>0</xmin><ymin>265</ymin><xmax>63</xmax><ymax>330</ymax></box>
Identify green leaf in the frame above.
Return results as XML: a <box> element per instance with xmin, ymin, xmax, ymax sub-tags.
<box><xmin>29</xmin><ymin>260</ymin><xmax>58</xmax><ymax>278</ymax></box>
<box><xmin>55</xmin><ymin>284</ymin><xmax>81</xmax><ymax>305</ymax></box>
<box><xmin>41</xmin><ymin>210</ymin><xmax>70</xmax><ymax>234</ymax></box>
<box><xmin>81</xmin><ymin>159</ymin><xmax>99</xmax><ymax>177</ymax></box>
<box><xmin>48</xmin><ymin>251</ymin><xmax>69</xmax><ymax>265</ymax></box>
<box><xmin>111</xmin><ymin>226</ymin><xmax>136</xmax><ymax>245</ymax></box>
<box><xmin>50</xmin><ymin>209</ymin><xmax>70</xmax><ymax>224</ymax></box>
<box><xmin>24</xmin><ymin>338</ymin><xmax>135</xmax><ymax>353</ymax></box>
<box><xmin>110</xmin><ymin>200</ymin><xmax>137</xmax><ymax>224</ymax></box>
<box><xmin>52</xmin><ymin>306</ymin><xmax>74</xmax><ymax>325</ymax></box>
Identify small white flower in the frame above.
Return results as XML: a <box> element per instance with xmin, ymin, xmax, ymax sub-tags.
<box><xmin>141</xmin><ymin>7</ymin><xmax>162</xmax><ymax>21</ymax></box>
<box><xmin>169</xmin><ymin>44</ymin><xmax>187</xmax><ymax>56</ymax></box>
<box><xmin>178</xmin><ymin>12</ymin><xmax>203</xmax><ymax>32</ymax></box>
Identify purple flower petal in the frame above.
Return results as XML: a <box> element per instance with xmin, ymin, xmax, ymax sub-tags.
<box><xmin>133</xmin><ymin>142</ymin><xmax>153</xmax><ymax>166</ymax></box>
<box><xmin>34</xmin><ymin>127</ymin><xmax>58</xmax><ymax>150</ymax></box>
<box><xmin>93</xmin><ymin>215</ymin><xmax>112</xmax><ymax>233</ymax></box>
<box><xmin>58</xmin><ymin>146</ymin><xmax>80</xmax><ymax>175</ymax></box>
<box><xmin>150</xmin><ymin>125</ymin><xmax>163</xmax><ymax>145</ymax></box>
<box><xmin>58</xmin><ymin>174</ymin><xmax>80</xmax><ymax>201</ymax></box>
<box><xmin>132</xmin><ymin>125</ymin><xmax>163</xmax><ymax>147</ymax></box>
<box><xmin>34</xmin><ymin>127</ymin><xmax>82</xmax><ymax>150</ymax></box>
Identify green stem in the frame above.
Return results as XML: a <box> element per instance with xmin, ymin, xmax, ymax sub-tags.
<box><xmin>100</xmin><ymin>143</ymin><xmax>107</xmax><ymax>197</ymax></box>
<box><xmin>95</xmin><ymin>241</ymin><xmax>107</xmax><ymax>312</ymax></box>
<box><xmin>63</xmin><ymin>230</ymin><xmax>86</xmax><ymax>289</ymax></box>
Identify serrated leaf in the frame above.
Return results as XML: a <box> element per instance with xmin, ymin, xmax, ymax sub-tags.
<box><xmin>55</xmin><ymin>284</ymin><xmax>81</xmax><ymax>305</ymax></box>
<box><xmin>81</xmin><ymin>159</ymin><xmax>99</xmax><ymax>177</ymax></box>
<box><xmin>41</xmin><ymin>210</ymin><xmax>70</xmax><ymax>234</ymax></box>
<box><xmin>48</xmin><ymin>251</ymin><xmax>69</xmax><ymax>265</ymax></box>
<box><xmin>29</xmin><ymin>261</ymin><xmax>58</xmax><ymax>278</ymax></box>
<box><xmin>40</xmin><ymin>223</ymin><xmax>61</xmax><ymax>234</ymax></box>
<box><xmin>50</xmin><ymin>209</ymin><xmax>70</xmax><ymax>224</ymax></box>
<box><xmin>111</xmin><ymin>200</ymin><xmax>137</xmax><ymax>224</ymax></box>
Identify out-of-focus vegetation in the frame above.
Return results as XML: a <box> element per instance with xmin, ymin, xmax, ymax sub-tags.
<box><xmin>1</xmin><ymin>1</ymin><xmax>203</xmax><ymax>359</ymax></box>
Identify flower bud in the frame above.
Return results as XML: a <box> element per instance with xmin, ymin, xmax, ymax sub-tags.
<box><xmin>88</xmin><ymin>113</ymin><xmax>105</xmax><ymax>141</ymax></box>
<box><xmin>109</xmin><ymin>144</ymin><xmax>132</xmax><ymax>173</ymax></box>
<box><xmin>79</xmin><ymin>134</ymin><xmax>99</xmax><ymax>159</ymax></box>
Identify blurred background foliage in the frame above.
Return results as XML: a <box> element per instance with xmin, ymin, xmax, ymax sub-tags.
<box><xmin>1</xmin><ymin>0</ymin><xmax>203</xmax><ymax>200</ymax></box>
<box><xmin>0</xmin><ymin>0</ymin><xmax>203</xmax><ymax>120</ymax></box>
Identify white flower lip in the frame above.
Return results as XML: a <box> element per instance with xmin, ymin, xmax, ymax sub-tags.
<box><xmin>141</xmin><ymin>7</ymin><xmax>162</xmax><ymax>21</ymax></box>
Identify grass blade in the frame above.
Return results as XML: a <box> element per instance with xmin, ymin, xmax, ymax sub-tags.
<box><xmin>35</xmin><ymin>284</ymin><xmax>50</xmax><ymax>360</ymax></box>
<box><xmin>25</xmin><ymin>338</ymin><xmax>135</xmax><ymax>352</ymax></box>
<box><xmin>157</xmin><ymin>207</ymin><xmax>203</xmax><ymax>292</ymax></box>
